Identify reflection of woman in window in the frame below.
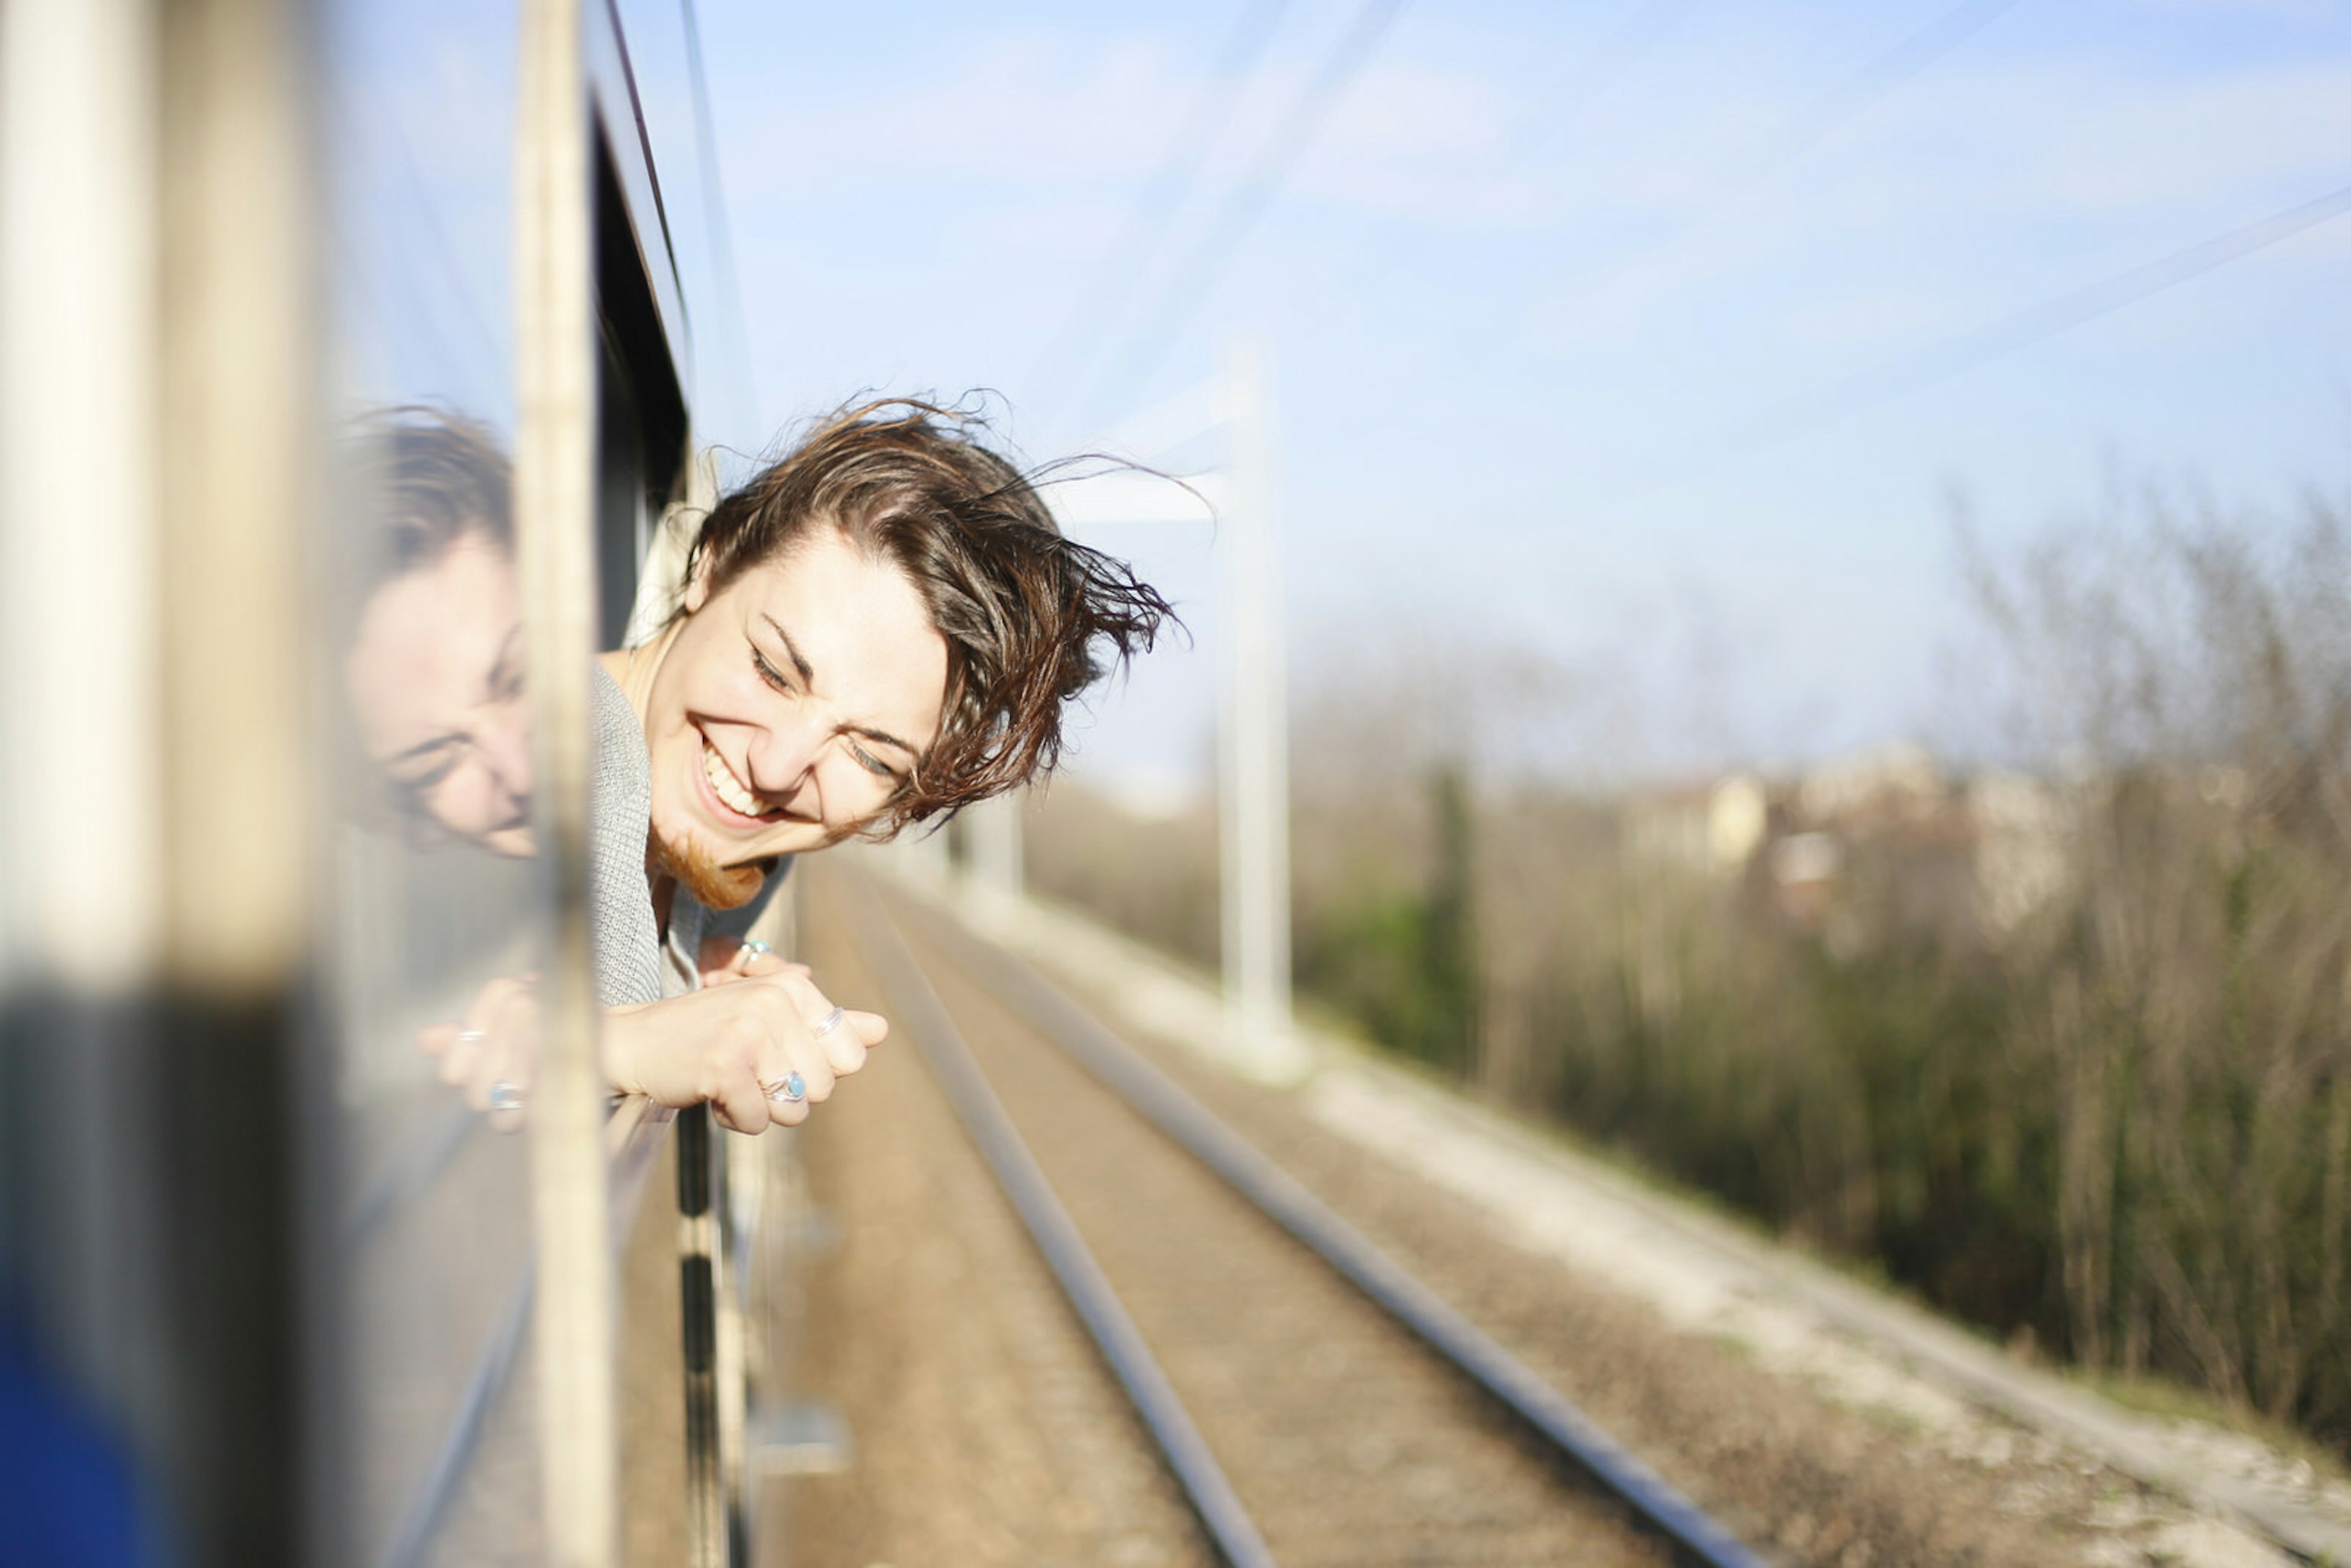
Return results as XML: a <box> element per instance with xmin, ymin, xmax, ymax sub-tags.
<box><xmin>343</xmin><ymin>412</ymin><xmax>534</xmax><ymax>856</ymax></box>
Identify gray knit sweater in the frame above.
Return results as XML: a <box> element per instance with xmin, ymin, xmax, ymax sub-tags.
<box><xmin>590</xmin><ymin>661</ymin><xmax>778</xmax><ymax>1007</ymax></box>
<box><xmin>590</xmin><ymin>662</ymin><xmax>664</xmax><ymax>1007</ymax></box>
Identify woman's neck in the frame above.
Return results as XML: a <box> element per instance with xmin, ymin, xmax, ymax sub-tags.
<box><xmin>597</xmin><ymin>621</ymin><xmax>683</xmax><ymax>729</ymax></box>
<box><xmin>599</xmin><ymin>628</ymin><xmax>686</xmax><ymax>930</ymax></box>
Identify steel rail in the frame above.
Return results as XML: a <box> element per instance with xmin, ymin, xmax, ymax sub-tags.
<box><xmin>378</xmin><ymin>1267</ymin><xmax>536</xmax><ymax>1568</ymax></box>
<box><xmin>846</xmin><ymin>879</ymin><xmax>1278</xmax><ymax>1568</ymax></box>
<box><xmin>342</xmin><ymin>1105</ymin><xmax>478</xmax><ymax>1253</ymax></box>
<box><xmin>892</xmin><ymin>887</ymin><xmax>1771</xmax><ymax>1568</ymax></box>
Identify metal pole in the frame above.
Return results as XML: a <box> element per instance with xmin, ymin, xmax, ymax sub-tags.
<box><xmin>1217</xmin><ymin>342</ymin><xmax>1303</xmax><ymax>1081</ymax></box>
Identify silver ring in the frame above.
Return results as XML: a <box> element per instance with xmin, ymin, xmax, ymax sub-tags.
<box><xmin>762</xmin><ymin>1071</ymin><xmax>806</xmax><ymax>1105</ymax></box>
<box><xmin>487</xmin><ymin>1081</ymin><xmax>524</xmax><ymax>1113</ymax></box>
<box><xmin>456</xmin><ymin>1027</ymin><xmax>487</xmax><ymax>1047</ymax></box>
<box><xmin>738</xmin><ymin>939</ymin><xmax>771</xmax><ymax>966</ymax></box>
<box><xmin>809</xmin><ymin>1005</ymin><xmax>847</xmax><ymax>1040</ymax></box>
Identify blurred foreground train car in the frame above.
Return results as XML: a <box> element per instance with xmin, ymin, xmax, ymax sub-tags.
<box><xmin>0</xmin><ymin>1</ymin><xmax>778</xmax><ymax>1562</ymax></box>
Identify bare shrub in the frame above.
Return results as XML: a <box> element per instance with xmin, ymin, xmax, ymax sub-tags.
<box><xmin>1027</xmin><ymin>481</ymin><xmax>2351</xmax><ymax>1453</ymax></box>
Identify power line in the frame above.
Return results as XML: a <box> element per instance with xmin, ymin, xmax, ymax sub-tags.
<box><xmin>1711</xmin><ymin>179</ymin><xmax>2351</xmax><ymax>457</ymax></box>
<box><xmin>1070</xmin><ymin>0</ymin><xmax>1412</xmax><ymax>431</ymax></box>
<box><xmin>1553</xmin><ymin>0</ymin><xmax>2027</xmax><ymax>332</ymax></box>
<box><xmin>1030</xmin><ymin>0</ymin><xmax>1296</xmax><ymax>416</ymax></box>
<box><xmin>1711</xmin><ymin>0</ymin><xmax>2024</xmax><ymax>207</ymax></box>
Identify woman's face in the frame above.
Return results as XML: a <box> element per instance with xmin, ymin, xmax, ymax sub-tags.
<box><xmin>345</xmin><ymin>535</ymin><xmax>534</xmax><ymax>855</ymax></box>
<box><xmin>639</xmin><ymin>526</ymin><xmax>948</xmax><ymax>899</ymax></box>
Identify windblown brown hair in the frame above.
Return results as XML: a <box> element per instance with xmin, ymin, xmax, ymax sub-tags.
<box><xmin>349</xmin><ymin>407</ymin><xmax>514</xmax><ymax>595</ymax></box>
<box><xmin>686</xmin><ymin>399</ymin><xmax>1178</xmax><ymax>833</ymax></box>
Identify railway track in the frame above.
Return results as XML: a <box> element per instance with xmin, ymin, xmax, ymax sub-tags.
<box><xmin>838</xmin><ymin>870</ymin><xmax>1768</xmax><ymax>1568</ymax></box>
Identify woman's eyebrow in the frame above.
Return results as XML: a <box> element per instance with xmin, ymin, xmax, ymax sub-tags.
<box><xmin>760</xmin><ymin>614</ymin><xmax>816</xmax><ymax>682</ymax></box>
<box><xmin>387</xmin><ymin>731</ymin><xmax>460</xmax><ymax>766</ymax></box>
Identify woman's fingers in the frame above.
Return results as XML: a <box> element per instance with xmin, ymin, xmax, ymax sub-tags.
<box><xmin>432</xmin><ymin>973</ymin><xmax>540</xmax><ymax>1130</ymax></box>
<box><xmin>596</xmin><ymin>962</ymin><xmax>887</xmax><ymax>1132</ymax></box>
<box><xmin>760</xmin><ymin>999</ymin><xmax>839</xmax><ymax>1103</ymax></box>
<box><xmin>751</xmin><ymin>970</ymin><xmax>885</xmax><ymax>1079</ymax></box>
<box><xmin>439</xmin><ymin>1022</ymin><xmax>486</xmax><ymax>1088</ymax></box>
<box><xmin>811</xmin><ymin>1009</ymin><xmax>883</xmax><ymax>1077</ymax></box>
<box><xmin>698</xmin><ymin>935</ymin><xmax>799</xmax><ymax>989</ymax></box>
<box><xmin>471</xmin><ymin>1025</ymin><xmax>534</xmax><ymax>1134</ymax></box>
<box><xmin>711</xmin><ymin>1072</ymin><xmax>773</xmax><ymax>1136</ymax></box>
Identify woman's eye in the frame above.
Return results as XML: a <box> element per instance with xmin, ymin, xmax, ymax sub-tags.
<box><xmin>750</xmin><ymin>646</ymin><xmax>793</xmax><ymax>694</ymax></box>
<box><xmin>848</xmin><ymin>743</ymin><xmax>896</xmax><ymax>781</ymax></box>
<box><xmin>393</xmin><ymin>750</ymin><xmax>460</xmax><ymax>792</ymax></box>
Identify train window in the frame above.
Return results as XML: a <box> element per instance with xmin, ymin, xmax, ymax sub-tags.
<box><xmin>594</xmin><ymin>132</ymin><xmax>689</xmax><ymax>650</ymax></box>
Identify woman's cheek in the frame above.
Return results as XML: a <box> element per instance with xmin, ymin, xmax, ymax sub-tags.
<box><xmin>820</xmin><ymin>759</ymin><xmax>886</xmax><ymax>831</ymax></box>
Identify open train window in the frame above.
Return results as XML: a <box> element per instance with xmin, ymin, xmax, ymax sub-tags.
<box><xmin>593</xmin><ymin>127</ymin><xmax>689</xmax><ymax>650</ymax></box>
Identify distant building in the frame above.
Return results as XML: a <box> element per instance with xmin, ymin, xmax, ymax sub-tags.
<box><xmin>1967</xmin><ymin>771</ymin><xmax>2069</xmax><ymax>933</ymax></box>
<box><xmin>1622</xmin><ymin>744</ymin><xmax>2075</xmax><ymax>948</ymax></box>
<box><xmin>1626</xmin><ymin>773</ymin><xmax>1771</xmax><ymax>878</ymax></box>
<box><xmin>1796</xmin><ymin>740</ymin><xmax>1944</xmax><ymax>826</ymax></box>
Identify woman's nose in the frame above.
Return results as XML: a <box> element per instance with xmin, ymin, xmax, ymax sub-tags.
<box><xmin>745</xmin><ymin>711</ymin><xmax>828</xmax><ymax>798</ymax></box>
<box><xmin>481</xmin><ymin>714</ymin><xmax>534</xmax><ymax>806</ymax></box>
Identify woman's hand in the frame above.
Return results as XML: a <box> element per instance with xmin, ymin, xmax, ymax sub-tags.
<box><xmin>697</xmin><ymin>933</ymin><xmax>795</xmax><ymax>989</ymax></box>
<box><xmin>418</xmin><ymin>972</ymin><xmax>540</xmax><ymax>1133</ymax></box>
<box><xmin>602</xmin><ymin>966</ymin><xmax>887</xmax><ymax>1134</ymax></box>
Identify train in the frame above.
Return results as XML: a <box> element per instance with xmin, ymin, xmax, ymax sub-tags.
<box><xmin>1</xmin><ymin>1</ymin><xmax>771</xmax><ymax>1562</ymax></box>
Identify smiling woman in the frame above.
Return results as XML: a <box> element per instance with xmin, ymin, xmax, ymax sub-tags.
<box><xmin>579</xmin><ymin>397</ymin><xmax>1177</xmax><ymax>1138</ymax></box>
<box><xmin>606</xmin><ymin>397</ymin><xmax>1179</xmax><ymax>910</ymax></box>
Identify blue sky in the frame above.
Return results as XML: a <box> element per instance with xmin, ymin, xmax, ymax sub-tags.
<box><xmin>692</xmin><ymin>2</ymin><xmax>2351</xmax><ymax>789</ymax></box>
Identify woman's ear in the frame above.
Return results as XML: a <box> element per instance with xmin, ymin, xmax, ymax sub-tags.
<box><xmin>681</xmin><ymin>549</ymin><xmax>712</xmax><ymax>615</ymax></box>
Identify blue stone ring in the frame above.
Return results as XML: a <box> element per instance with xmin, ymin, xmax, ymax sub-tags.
<box><xmin>737</xmin><ymin>939</ymin><xmax>772</xmax><ymax>967</ymax></box>
<box><xmin>762</xmin><ymin>1071</ymin><xmax>807</xmax><ymax>1105</ymax></box>
<box><xmin>487</xmin><ymin>1081</ymin><xmax>524</xmax><ymax>1114</ymax></box>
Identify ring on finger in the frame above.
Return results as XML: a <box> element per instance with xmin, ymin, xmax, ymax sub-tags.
<box><xmin>456</xmin><ymin>1027</ymin><xmax>487</xmax><ymax>1047</ymax></box>
<box><xmin>809</xmin><ymin>1005</ymin><xmax>847</xmax><ymax>1040</ymax></box>
<box><xmin>737</xmin><ymin>939</ymin><xmax>772</xmax><ymax>969</ymax></box>
<box><xmin>487</xmin><ymin>1081</ymin><xmax>524</xmax><ymax>1114</ymax></box>
<box><xmin>761</xmin><ymin>1071</ymin><xmax>806</xmax><ymax>1105</ymax></box>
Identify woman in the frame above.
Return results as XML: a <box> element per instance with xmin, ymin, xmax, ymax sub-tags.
<box><xmin>587</xmin><ymin>398</ymin><xmax>1175</xmax><ymax>1133</ymax></box>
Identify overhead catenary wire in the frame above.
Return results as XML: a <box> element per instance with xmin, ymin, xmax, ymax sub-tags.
<box><xmin>1709</xmin><ymin>178</ymin><xmax>2351</xmax><ymax>456</ymax></box>
<box><xmin>1030</xmin><ymin>0</ymin><xmax>1297</xmax><ymax>416</ymax></box>
<box><xmin>1068</xmin><ymin>0</ymin><xmax>1412</xmax><ymax>433</ymax></box>
<box><xmin>1548</xmin><ymin>0</ymin><xmax>2028</xmax><ymax>337</ymax></box>
<box><xmin>1708</xmin><ymin>0</ymin><xmax>2025</xmax><ymax>209</ymax></box>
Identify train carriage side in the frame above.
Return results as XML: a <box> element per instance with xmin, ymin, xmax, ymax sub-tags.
<box><xmin>0</xmin><ymin>1</ymin><xmax>774</xmax><ymax>1564</ymax></box>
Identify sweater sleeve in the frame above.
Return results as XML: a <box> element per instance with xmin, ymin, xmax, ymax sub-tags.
<box><xmin>588</xmin><ymin>662</ymin><xmax>663</xmax><ymax>1008</ymax></box>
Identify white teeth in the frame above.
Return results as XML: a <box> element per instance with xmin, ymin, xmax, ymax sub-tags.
<box><xmin>702</xmin><ymin>739</ymin><xmax>766</xmax><ymax>817</ymax></box>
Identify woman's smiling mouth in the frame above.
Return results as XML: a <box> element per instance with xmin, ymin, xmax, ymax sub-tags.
<box><xmin>700</xmin><ymin>734</ymin><xmax>781</xmax><ymax>822</ymax></box>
